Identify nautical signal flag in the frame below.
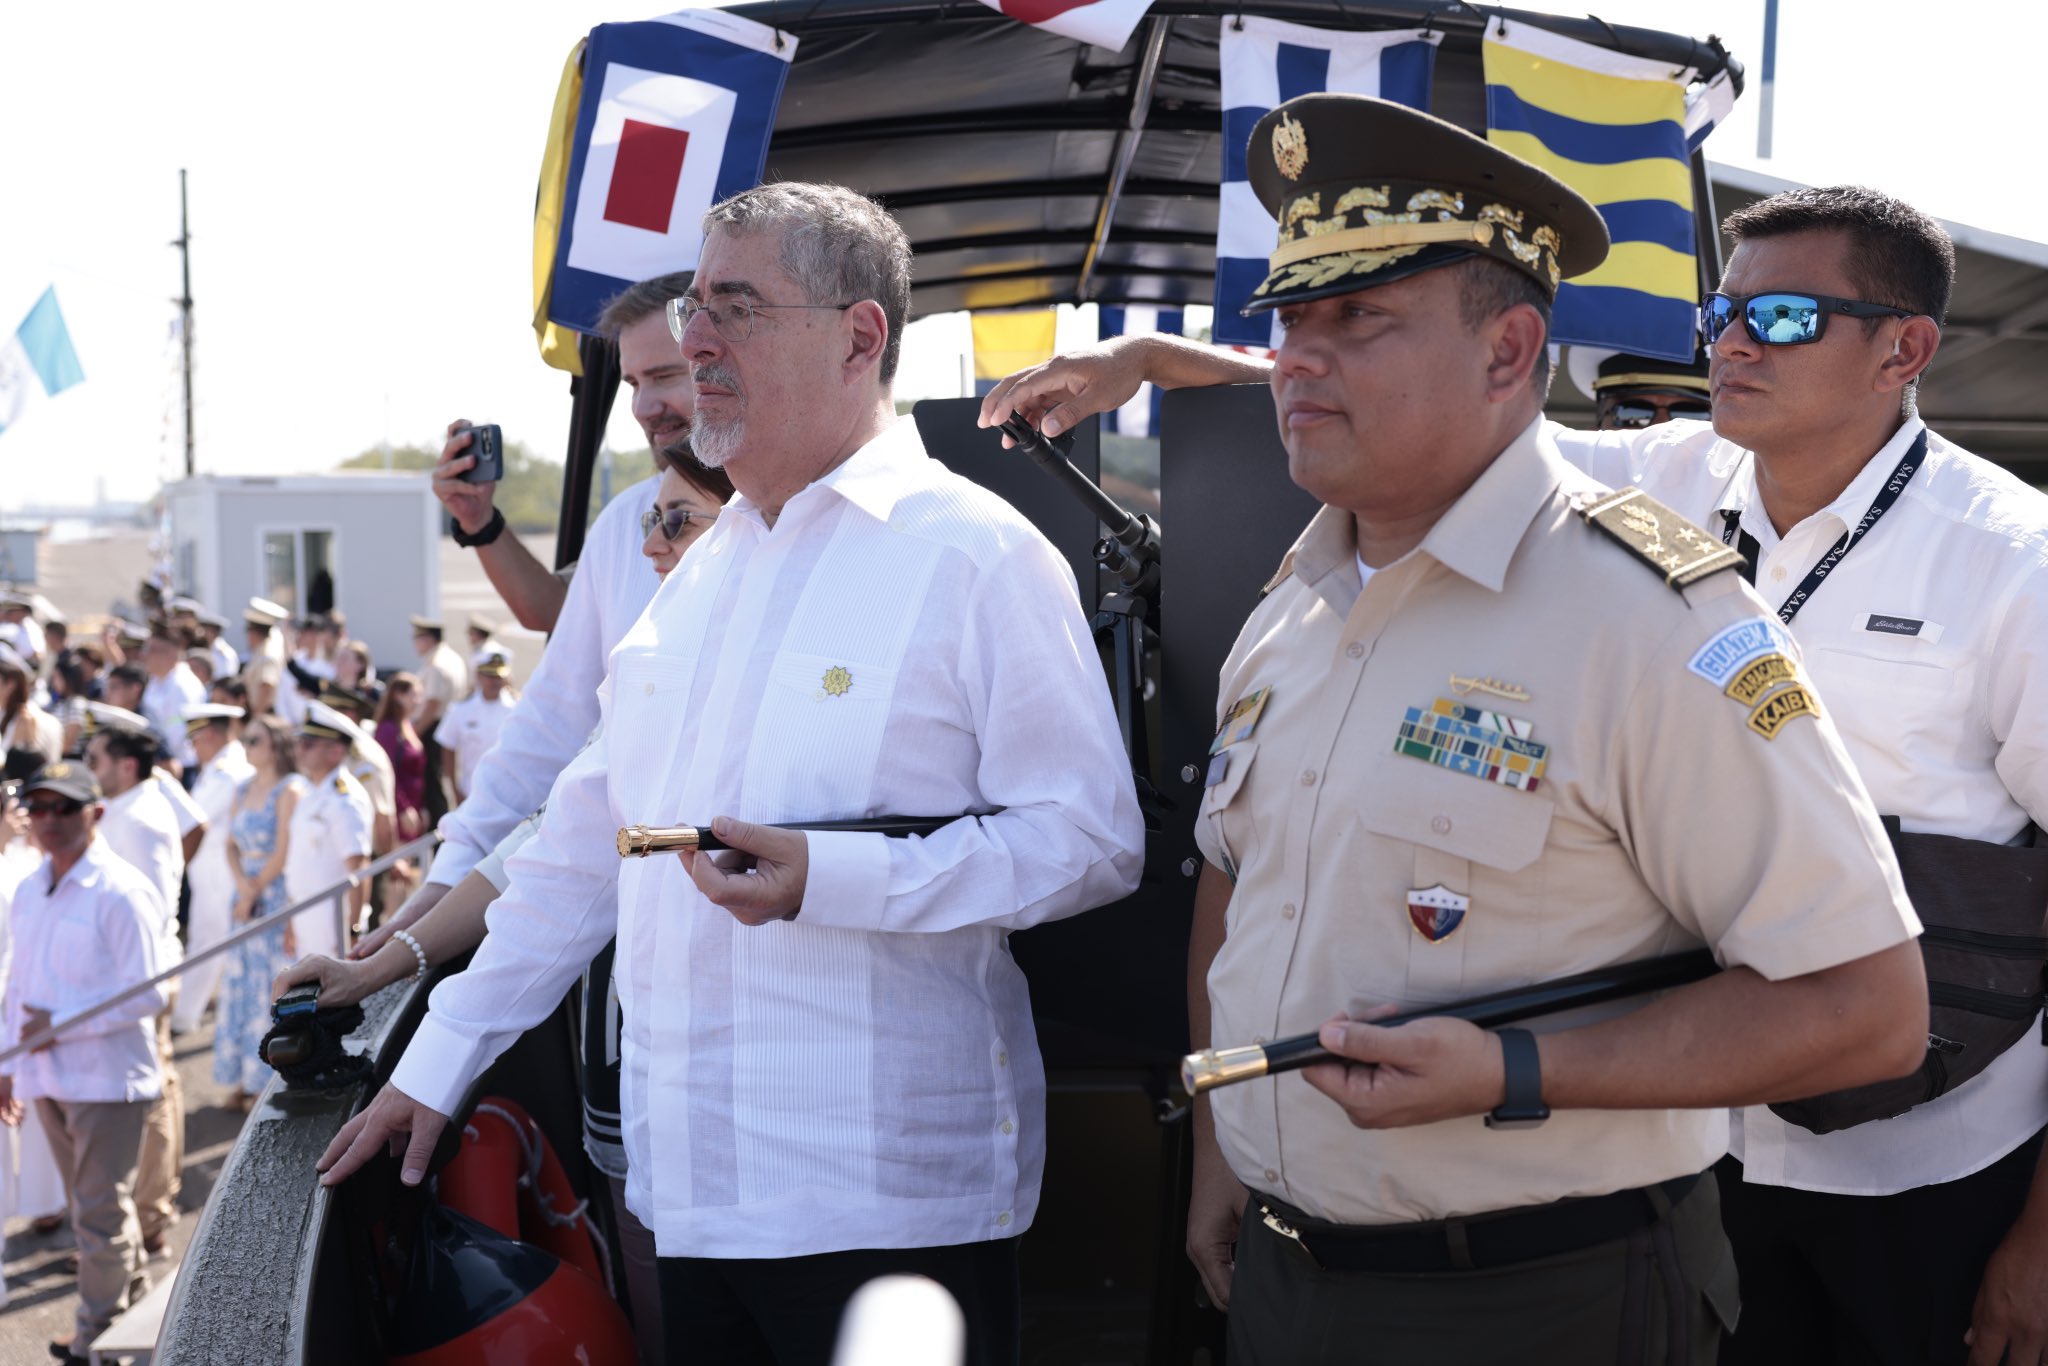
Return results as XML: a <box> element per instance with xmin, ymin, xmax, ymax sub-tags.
<box><xmin>974</xmin><ymin>0</ymin><xmax>1154</xmax><ymax>51</ymax></box>
<box><xmin>533</xmin><ymin>38</ymin><xmax>589</xmax><ymax>375</ymax></box>
<box><xmin>1214</xmin><ymin>19</ymin><xmax>1441</xmax><ymax>348</ymax></box>
<box><xmin>1097</xmin><ymin>305</ymin><xmax>1184</xmax><ymax>438</ymax></box>
<box><xmin>0</xmin><ymin>287</ymin><xmax>85</xmax><ymax>436</ymax></box>
<box><xmin>971</xmin><ymin>311</ymin><xmax>1058</xmax><ymax>397</ymax></box>
<box><xmin>542</xmin><ymin>11</ymin><xmax>796</xmax><ymax>340</ymax></box>
<box><xmin>1483</xmin><ymin>24</ymin><xmax>1722</xmax><ymax>362</ymax></box>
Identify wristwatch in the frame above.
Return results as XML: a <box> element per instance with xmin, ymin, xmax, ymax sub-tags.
<box><xmin>452</xmin><ymin>506</ymin><xmax>506</xmax><ymax>549</ymax></box>
<box><xmin>1484</xmin><ymin>1027</ymin><xmax>1551</xmax><ymax>1130</ymax></box>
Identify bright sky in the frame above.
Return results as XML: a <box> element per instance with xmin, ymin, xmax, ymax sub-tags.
<box><xmin>1</xmin><ymin>1</ymin><xmax>2039</xmax><ymax>508</ymax></box>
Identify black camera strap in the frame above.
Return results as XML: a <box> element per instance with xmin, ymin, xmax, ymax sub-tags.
<box><xmin>1718</xmin><ymin>430</ymin><xmax>1927</xmax><ymax>626</ymax></box>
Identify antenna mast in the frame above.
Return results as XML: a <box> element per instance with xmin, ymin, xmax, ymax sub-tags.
<box><xmin>174</xmin><ymin>169</ymin><xmax>195</xmax><ymax>477</ymax></box>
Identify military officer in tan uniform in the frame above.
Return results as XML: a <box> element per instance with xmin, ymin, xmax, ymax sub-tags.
<box><xmin>1093</xmin><ymin>96</ymin><xmax>1930</xmax><ymax>1364</ymax></box>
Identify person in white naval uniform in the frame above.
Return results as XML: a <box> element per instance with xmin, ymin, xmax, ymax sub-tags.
<box><xmin>172</xmin><ymin>704</ymin><xmax>252</xmax><ymax>1032</ymax></box>
<box><xmin>283</xmin><ymin>703</ymin><xmax>373</xmax><ymax>962</ymax></box>
<box><xmin>441</xmin><ymin>653</ymin><xmax>516</xmax><ymax>803</ymax></box>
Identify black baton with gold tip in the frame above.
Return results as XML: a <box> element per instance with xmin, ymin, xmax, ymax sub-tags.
<box><xmin>617</xmin><ymin>814</ymin><xmax>990</xmax><ymax>858</ymax></box>
<box><xmin>1181</xmin><ymin>949</ymin><xmax>1718</xmax><ymax>1097</ymax></box>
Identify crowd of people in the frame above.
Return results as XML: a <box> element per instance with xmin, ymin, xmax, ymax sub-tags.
<box><xmin>0</xmin><ymin>577</ymin><xmax>531</xmax><ymax>1356</ymax></box>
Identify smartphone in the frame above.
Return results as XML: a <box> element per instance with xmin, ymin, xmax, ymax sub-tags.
<box><xmin>456</xmin><ymin>423</ymin><xmax>504</xmax><ymax>484</ymax></box>
<box><xmin>272</xmin><ymin>983</ymin><xmax>321</xmax><ymax>1020</ymax></box>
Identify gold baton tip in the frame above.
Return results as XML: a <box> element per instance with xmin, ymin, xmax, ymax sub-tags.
<box><xmin>616</xmin><ymin>825</ymin><xmax>703</xmax><ymax>858</ymax></box>
<box><xmin>1179</xmin><ymin>1044</ymin><xmax>1272</xmax><ymax>1095</ymax></box>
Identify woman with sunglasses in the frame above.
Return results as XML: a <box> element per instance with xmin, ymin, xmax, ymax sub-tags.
<box><xmin>272</xmin><ymin>451</ymin><xmax>732</xmax><ymax>1364</ymax></box>
<box><xmin>215</xmin><ymin>715</ymin><xmax>306</xmax><ymax>1109</ymax></box>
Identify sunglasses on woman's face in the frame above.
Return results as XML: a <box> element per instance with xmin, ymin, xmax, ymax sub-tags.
<box><xmin>641</xmin><ymin>506</ymin><xmax>719</xmax><ymax>542</ymax></box>
<box><xmin>1700</xmin><ymin>290</ymin><xmax>1914</xmax><ymax>348</ymax></box>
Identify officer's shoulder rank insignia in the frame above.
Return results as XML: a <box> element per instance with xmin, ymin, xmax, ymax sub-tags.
<box><xmin>333</xmin><ymin>774</ymin><xmax>347</xmax><ymax>793</ymax></box>
<box><xmin>1579</xmin><ymin>487</ymin><xmax>1744</xmax><ymax>590</ymax></box>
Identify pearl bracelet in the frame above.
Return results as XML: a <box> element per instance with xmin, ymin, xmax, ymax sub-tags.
<box><xmin>392</xmin><ymin>930</ymin><xmax>429</xmax><ymax>982</ymax></box>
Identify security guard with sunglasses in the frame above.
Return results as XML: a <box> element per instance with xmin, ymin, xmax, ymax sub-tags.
<box><xmin>983</xmin><ymin>98</ymin><xmax>1936</xmax><ymax>1366</ymax></box>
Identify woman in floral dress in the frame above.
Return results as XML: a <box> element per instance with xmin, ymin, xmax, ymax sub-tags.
<box><xmin>215</xmin><ymin>714</ymin><xmax>307</xmax><ymax>1107</ymax></box>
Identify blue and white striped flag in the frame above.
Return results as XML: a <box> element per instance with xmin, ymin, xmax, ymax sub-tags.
<box><xmin>1214</xmin><ymin>19</ymin><xmax>1440</xmax><ymax>347</ymax></box>
<box><xmin>1098</xmin><ymin>304</ymin><xmax>1183</xmax><ymax>438</ymax></box>
<box><xmin>0</xmin><ymin>287</ymin><xmax>85</xmax><ymax>436</ymax></box>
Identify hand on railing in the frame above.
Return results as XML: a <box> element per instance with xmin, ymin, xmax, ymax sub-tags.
<box><xmin>273</xmin><ymin>951</ymin><xmax>398</xmax><ymax>1012</ymax></box>
<box><xmin>318</xmin><ymin>1081</ymin><xmax>450</xmax><ymax>1189</ymax></box>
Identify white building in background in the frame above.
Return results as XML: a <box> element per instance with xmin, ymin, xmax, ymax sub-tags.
<box><xmin>163</xmin><ymin>473</ymin><xmax>440</xmax><ymax>671</ymax></box>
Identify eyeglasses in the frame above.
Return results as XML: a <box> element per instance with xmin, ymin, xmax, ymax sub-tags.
<box><xmin>1701</xmin><ymin>291</ymin><xmax>1915</xmax><ymax>348</ymax></box>
<box><xmin>640</xmin><ymin>506</ymin><xmax>719</xmax><ymax>542</ymax></box>
<box><xmin>26</xmin><ymin>799</ymin><xmax>83</xmax><ymax>818</ymax></box>
<box><xmin>1605</xmin><ymin>396</ymin><xmax>1712</xmax><ymax>430</ymax></box>
<box><xmin>665</xmin><ymin>295</ymin><xmax>856</xmax><ymax>345</ymax></box>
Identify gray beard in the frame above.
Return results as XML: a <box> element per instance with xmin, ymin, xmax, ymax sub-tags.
<box><xmin>691</xmin><ymin>415</ymin><xmax>742</xmax><ymax>469</ymax></box>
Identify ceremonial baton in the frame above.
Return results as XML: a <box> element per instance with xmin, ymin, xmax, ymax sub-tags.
<box><xmin>618</xmin><ymin>814</ymin><xmax>989</xmax><ymax>858</ymax></box>
<box><xmin>1180</xmin><ymin>949</ymin><xmax>1719</xmax><ymax>1096</ymax></box>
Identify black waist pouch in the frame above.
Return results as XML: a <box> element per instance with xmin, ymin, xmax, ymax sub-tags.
<box><xmin>1769</xmin><ymin>818</ymin><xmax>2048</xmax><ymax>1135</ymax></box>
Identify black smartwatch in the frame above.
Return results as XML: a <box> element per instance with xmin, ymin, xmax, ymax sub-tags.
<box><xmin>452</xmin><ymin>506</ymin><xmax>507</xmax><ymax>549</ymax></box>
<box><xmin>1484</xmin><ymin>1027</ymin><xmax>1550</xmax><ymax>1130</ymax></box>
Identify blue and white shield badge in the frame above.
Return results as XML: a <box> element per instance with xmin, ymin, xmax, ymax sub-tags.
<box><xmin>1407</xmin><ymin>884</ymin><xmax>1469</xmax><ymax>943</ymax></box>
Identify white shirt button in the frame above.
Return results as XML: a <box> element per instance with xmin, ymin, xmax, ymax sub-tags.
<box><xmin>996</xmin><ymin>1211</ymin><xmax>1012</xmax><ymax>1227</ymax></box>
<box><xmin>1000</xmin><ymin>1118</ymin><xmax>1014</xmax><ymax>1135</ymax></box>
<box><xmin>1770</xmin><ymin>565</ymin><xmax>1787</xmax><ymax>582</ymax></box>
<box><xmin>996</xmin><ymin>1051</ymin><xmax>1007</xmax><ymax>1067</ymax></box>
<box><xmin>643</xmin><ymin>682</ymin><xmax>654</xmax><ymax>695</ymax></box>
<box><xmin>1281</xmin><ymin>902</ymin><xmax>1297</xmax><ymax>920</ymax></box>
<box><xmin>1346</xmin><ymin>641</ymin><xmax>1365</xmax><ymax>659</ymax></box>
<box><xmin>1431</xmin><ymin>814</ymin><xmax>1452</xmax><ymax>835</ymax></box>
<box><xmin>1263</xmin><ymin>1167</ymin><xmax>1280</xmax><ymax>1184</ymax></box>
<box><xmin>1300</xmin><ymin>769</ymin><xmax>1318</xmax><ymax>787</ymax></box>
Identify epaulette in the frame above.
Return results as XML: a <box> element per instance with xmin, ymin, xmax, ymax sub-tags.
<box><xmin>1577</xmin><ymin>487</ymin><xmax>1744</xmax><ymax>591</ymax></box>
<box><xmin>333</xmin><ymin>774</ymin><xmax>347</xmax><ymax>793</ymax></box>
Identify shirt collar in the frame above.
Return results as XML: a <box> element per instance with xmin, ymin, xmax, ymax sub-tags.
<box><xmin>725</xmin><ymin>417</ymin><xmax>928</xmax><ymax>529</ymax></box>
<box><xmin>48</xmin><ymin>839</ymin><xmax>111</xmax><ymax>895</ymax></box>
<box><xmin>1718</xmin><ymin>416</ymin><xmax>1927</xmax><ymax>530</ymax></box>
<box><xmin>1286</xmin><ymin>414</ymin><xmax>1561</xmax><ymax>601</ymax></box>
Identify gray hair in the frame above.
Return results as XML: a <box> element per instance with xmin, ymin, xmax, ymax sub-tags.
<box><xmin>701</xmin><ymin>182</ymin><xmax>913</xmax><ymax>385</ymax></box>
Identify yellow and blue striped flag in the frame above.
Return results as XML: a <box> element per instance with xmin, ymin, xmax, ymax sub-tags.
<box><xmin>972</xmin><ymin>310</ymin><xmax>1058</xmax><ymax>396</ymax></box>
<box><xmin>1483</xmin><ymin>25</ymin><xmax>1705</xmax><ymax>361</ymax></box>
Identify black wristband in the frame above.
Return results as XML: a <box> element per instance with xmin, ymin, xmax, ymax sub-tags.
<box><xmin>451</xmin><ymin>506</ymin><xmax>506</xmax><ymax>549</ymax></box>
<box><xmin>1485</xmin><ymin>1027</ymin><xmax>1551</xmax><ymax>1130</ymax></box>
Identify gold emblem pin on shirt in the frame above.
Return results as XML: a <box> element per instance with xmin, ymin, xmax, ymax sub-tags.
<box><xmin>821</xmin><ymin>665</ymin><xmax>853</xmax><ymax>698</ymax></box>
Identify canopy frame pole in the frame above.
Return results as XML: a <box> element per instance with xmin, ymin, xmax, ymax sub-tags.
<box><xmin>1075</xmin><ymin>19</ymin><xmax>1172</xmax><ymax>302</ymax></box>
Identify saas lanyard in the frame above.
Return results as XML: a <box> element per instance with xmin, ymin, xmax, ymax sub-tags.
<box><xmin>1718</xmin><ymin>430</ymin><xmax>1927</xmax><ymax>626</ymax></box>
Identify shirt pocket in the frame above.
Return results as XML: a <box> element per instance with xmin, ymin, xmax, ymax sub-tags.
<box><xmin>746</xmin><ymin>651</ymin><xmax>902</xmax><ymax>818</ymax></box>
<box><xmin>1200</xmin><ymin>742</ymin><xmax>1258</xmax><ymax>886</ymax></box>
<box><xmin>43</xmin><ymin>915</ymin><xmax>109</xmax><ymax>1001</ymax></box>
<box><xmin>612</xmin><ymin>651</ymin><xmax>697</xmax><ymax>817</ymax></box>
<box><xmin>1355</xmin><ymin>751</ymin><xmax>1555</xmax><ymax>1001</ymax></box>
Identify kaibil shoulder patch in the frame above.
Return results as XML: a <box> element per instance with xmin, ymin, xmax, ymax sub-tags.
<box><xmin>1747</xmin><ymin>684</ymin><xmax>1819</xmax><ymax>740</ymax></box>
<box><xmin>1579</xmin><ymin>487</ymin><xmax>1745</xmax><ymax>590</ymax></box>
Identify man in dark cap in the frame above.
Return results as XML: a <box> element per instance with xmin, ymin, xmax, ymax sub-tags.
<box><xmin>1565</xmin><ymin>343</ymin><xmax>1711</xmax><ymax>430</ymax></box>
<box><xmin>1</xmin><ymin>762</ymin><xmax>175</xmax><ymax>1364</ymax></box>
<box><xmin>993</xmin><ymin>94</ymin><xmax>1930</xmax><ymax>1364</ymax></box>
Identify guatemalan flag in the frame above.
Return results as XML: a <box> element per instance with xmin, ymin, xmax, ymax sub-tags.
<box><xmin>1484</xmin><ymin>24</ymin><xmax>1731</xmax><ymax>361</ymax></box>
<box><xmin>544</xmin><ymin>11</ymin><xmax>796</xmax><ymax>338</ymax></box>
<box><xmin>1097</xmin><ymin>305</ymin><xmax>1183</xmax><ymax>438</ymax></box>
<box><xmin>975</xmin><ymin>0</ymin><xmax>1154</xmax><ymax>51</ymax></box>
<box><xmin>0</xmin><ymin>287</ymin><xmax>85</xmax><ymax>436</ymax></box>
<box><xmin>1214</xmin><ymin>19</ymin><xmax>1440</xmax><ymax>347</ymax></box>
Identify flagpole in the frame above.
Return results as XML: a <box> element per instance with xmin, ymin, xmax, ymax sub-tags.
<box><xmin>174</xmin><ymin>169</ymin><xmax>195</xmax><ymax>478</ymax></box>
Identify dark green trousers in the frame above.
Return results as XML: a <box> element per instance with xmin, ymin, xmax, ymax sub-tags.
<box><xmin>1228</xmin><ymin>1174</ymin><xmax>1738</xmax><ymax>1366</ymax></box>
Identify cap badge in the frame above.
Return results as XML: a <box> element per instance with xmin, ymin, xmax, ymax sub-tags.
<box><xmin>1272</xmin><ymin>111</ymin><xmax>1309</xmax><ymax>181</ymax></box>
<box><xmin>821</xmin><ymin>665</ymin><xmax>853</xmax><ymax>699</ymax></box>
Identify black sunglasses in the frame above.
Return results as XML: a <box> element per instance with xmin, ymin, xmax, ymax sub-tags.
<box><xmin>1606</xmin><ymin>397</ymin><xmax>1712</xmax><ymax>430</ymax></box>
<box><xmin>1701</xmin><ymin>291</ymin><xmax>1914</xmax><ymax>348</ymax></box>
<box><xmin>26</xmin><ymin>799</ymin><xmax>84</xmax><ymax>817</ymax></box>
<box><xmin>640</xmin><ymin>506</ymin><xmax>718</xmax><ymax>542</ymax></box>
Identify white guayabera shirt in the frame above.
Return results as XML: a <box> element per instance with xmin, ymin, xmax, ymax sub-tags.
<box><xmin>393</xmin><ymin>419</ymin><xmax>1146</xmax><ymax>1256</ymax></box>
<box><xmin>1559</xmin><ymin>415</ymin><xmax>2048</xmax><ymax>1196</ymax></box>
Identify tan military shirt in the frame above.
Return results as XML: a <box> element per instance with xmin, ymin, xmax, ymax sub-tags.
<box><xmin>1195</xmin><ymin>418</ymin><xmax>1920</xmax><ymax>1226</ymax></box>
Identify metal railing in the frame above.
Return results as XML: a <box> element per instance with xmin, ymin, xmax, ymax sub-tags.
<box><xmin>0</xmin><ymin>832</ymin><xmax>440</xmax><ymax>1066</ymax></box>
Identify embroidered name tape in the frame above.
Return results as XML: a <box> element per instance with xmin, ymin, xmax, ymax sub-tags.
<box><xmin>1748</xmin><ymin>684</ymin><xmax>1819</xmax><ymax>740</ymax></box>
<box><xmin>1688</xmin><ymin>618</ymin><xmax>1795</xmax><ymax>690</ymax></box>
<box><xmin>1724</xmin><ymin>652</ymin><xmax>1799</xmax><ymax>708</ymax></box>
